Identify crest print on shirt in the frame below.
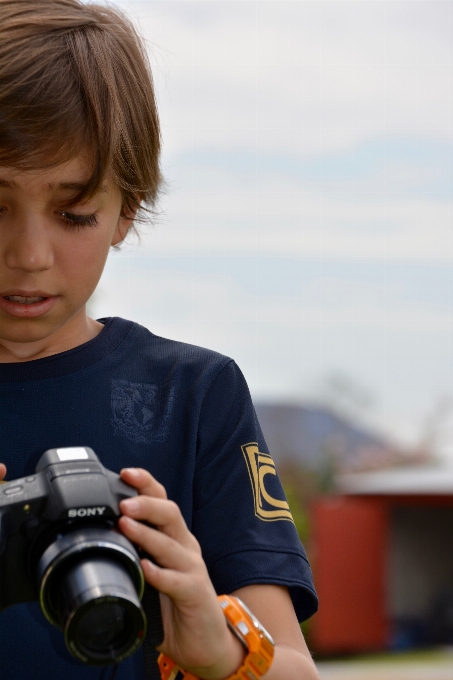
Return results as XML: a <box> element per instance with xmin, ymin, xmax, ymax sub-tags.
<box><xmin>241</xmin><ymin>443</ymin><xmax>294</xmax><ymax>522</ymax></box>
<box><xmin>111</xmin><ymin>379</ymin><xmax>174</xmax><ymax>444</ymax></box>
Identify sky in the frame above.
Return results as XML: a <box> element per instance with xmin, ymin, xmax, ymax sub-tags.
<box><xmin>93</xmin><ymin>1</ymin><xmax>453</xmax><ymax>459</ymax></box>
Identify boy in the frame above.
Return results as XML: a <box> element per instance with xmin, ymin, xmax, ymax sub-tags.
<box><xmin>0</xmin><ymin>1</ymin><xmax>319</xmax><ymax>679</ymax></box>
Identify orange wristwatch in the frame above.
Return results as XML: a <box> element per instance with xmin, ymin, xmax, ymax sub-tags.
<box><xmin>158</xmin><ymin>594</ymin><xmax>275</xmax><ymax>680</ymax></box>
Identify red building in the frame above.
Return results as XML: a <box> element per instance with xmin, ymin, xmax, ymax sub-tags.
<box><xmin>310</xmin><ymin>466</ymin><xmax>453</xmax><ymax>654</ymax></box>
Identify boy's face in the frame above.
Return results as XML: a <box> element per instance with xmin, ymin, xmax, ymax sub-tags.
<box><xmin>0</xmin><ymin>154</ymin><xmax>133</xmax><ymax>362</ymax></box>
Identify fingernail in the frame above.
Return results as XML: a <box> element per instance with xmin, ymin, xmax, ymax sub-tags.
<box><xmin>121</xmin><ymin>515</ymin><xmax>136</xmax><ymax>529</ymax></box>
<box><xmin>123</xmin><ymin>468</ymin><xmax>140</xmax><ymax>478</ymax></box>
<box><xmin>143</xmin><ymin>559</ymin><xmax>156</xmax><ymax>573</ymax></box>
<box><xmin>122</xmin><ymin>499</ymin><xmax>139</xmax><ymax>512</ymax></box>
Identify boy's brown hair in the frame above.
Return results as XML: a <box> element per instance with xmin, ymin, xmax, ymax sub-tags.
<box><xmin>0</xmin><ymin>0</ymin><xmax>162</xmax><ymax>242</ymax></box>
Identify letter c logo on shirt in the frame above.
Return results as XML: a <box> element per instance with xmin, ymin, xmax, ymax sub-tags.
<box><xmin>241</xmin><ymin>443</ymin><xmax>294</xmax><ymax>523</ymax></box>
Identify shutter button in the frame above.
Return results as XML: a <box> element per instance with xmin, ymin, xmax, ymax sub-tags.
<box><xmin>5</xmin><ymin>485</ymin><xmax>23</xmax><ymax>495</ymax></box>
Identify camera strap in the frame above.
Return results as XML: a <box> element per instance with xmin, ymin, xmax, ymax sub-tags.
<box><xmin>142</xmin><ymin>583</ymin><xmax>164</xmax><ymax>680</ymax></box>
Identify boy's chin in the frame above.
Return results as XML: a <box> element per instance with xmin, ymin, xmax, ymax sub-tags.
<box><xmin>0</xmin><ymin>304</ymin><xmax>99</xmax><ymax>360</ymax></box>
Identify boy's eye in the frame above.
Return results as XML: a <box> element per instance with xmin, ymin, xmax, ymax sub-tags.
<box><xmin>58</xmin><ymin>211</ymin><xmax>99</xmax><ymax>230</ymax></box>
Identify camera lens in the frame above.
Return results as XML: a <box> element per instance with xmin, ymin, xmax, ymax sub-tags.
<box><xmin>60</xmin><ymin>556</ymin><xmax>146</xmax><ymax>664</ymax></box>
<box><xmin>75</xmin><ymin>602</ymin><xmax>127</xmax><ymax>652</ymax></box>
<box><xmin>37</xmin><ymin>529</ymin><xmax>147</xmax><ymax>665</ymax></box>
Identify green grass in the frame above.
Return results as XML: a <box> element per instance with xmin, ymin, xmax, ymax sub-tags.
<box><xmin>319</xmin><ymin>648</ymin><xmax>453</xmax><ymax>665</ymax></box>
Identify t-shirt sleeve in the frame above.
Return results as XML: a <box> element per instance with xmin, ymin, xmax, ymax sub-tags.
<box><xmin>192</xmin><ymin>360</ymin><xmax>318</xmax><ymax>623</ymax></box>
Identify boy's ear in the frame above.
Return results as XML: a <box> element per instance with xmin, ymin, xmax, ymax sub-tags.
<box><xmin>111</xmin><ymin>202</ymin><xmax>139</xmax><ymax>246</ymax></box>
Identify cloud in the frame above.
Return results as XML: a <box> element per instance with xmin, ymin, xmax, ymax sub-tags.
<box><xmin>108</xmin><ymin>2</ymin><xmax>453</xmax><ymax>266</ymax></box>
<box><xmin>141</xmin><ymin>182</ymin><xmax>453</xmax><ymax>262</ymax></box>
<box><xmin>115</xmin><ymin>0</ymin><xmax>453</xmax><ymax>155</ymax></box>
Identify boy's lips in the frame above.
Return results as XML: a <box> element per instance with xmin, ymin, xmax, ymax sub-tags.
<box><xmin>0</xmin><ymin>290</ymin><xmax>55</xmax><ymax>298</ymax></box>
<box><xmin>0</xmin><ymin>293</ymin><xmax>59</xmax><ymax>318</ymax></box>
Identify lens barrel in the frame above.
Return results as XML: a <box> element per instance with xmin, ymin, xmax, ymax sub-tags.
<box><xmin>37</xmin><ymin>529</ymin><xmax>146</xmax><ymax>665</ymax></box>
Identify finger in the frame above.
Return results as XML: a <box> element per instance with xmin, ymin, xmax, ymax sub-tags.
<box><xmin>118</xmin><ymin>516</ymin><xmax>201</xmax><ymax>569</ymax></box>
<box><xmin>120</xmin><ymin>496</ymin><xmax>196</xmax><ymax>547</ymax></box>
<box><xmin>120</xmin><ymin>467</ymin><xmax>167</xmax><ymax>499</ymax></box>
<box><xmin>140</xmin><ymin>558</ymin><xmax>199</xmax><ymax>599</ymax></box>
<box><xmin>0</xmin><ymin>464</ymin><xmax>7</xmax><ymax>482</ymax></box>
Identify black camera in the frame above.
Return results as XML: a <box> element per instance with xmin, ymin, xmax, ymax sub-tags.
<box><xmin>0</xmin><ymin>446</ymin><xmax>153</xmax><ymax>666</ymax></box>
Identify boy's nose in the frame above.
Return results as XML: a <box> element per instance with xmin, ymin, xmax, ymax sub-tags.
<box><xmin>3</xmin><ymin>222</ymin><xmax>54</xmax><ymax>273</ymax></box>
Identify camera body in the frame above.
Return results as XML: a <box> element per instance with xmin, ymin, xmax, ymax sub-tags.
<box><xmin>0</xmin><ymin>446</ymin><xmax>150</xmax><ymax>665</ymax></box>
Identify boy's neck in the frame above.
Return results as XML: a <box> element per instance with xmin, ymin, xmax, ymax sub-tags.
<box><xmin>0</xmin><ymin>313</ymin><xmax>104</xmax><ymax>363</ymax></box>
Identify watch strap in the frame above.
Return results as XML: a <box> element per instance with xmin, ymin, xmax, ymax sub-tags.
<box><xmin>158</xmin><ymin>655</ymin><xmax>198</xmax><ymax>680</ymax></box>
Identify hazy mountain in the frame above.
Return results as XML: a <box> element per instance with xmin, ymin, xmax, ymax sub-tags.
<box><xmin>254</xmin><ymin>402</ymin><xmax>392</xmax><ymax>472</ymax></box>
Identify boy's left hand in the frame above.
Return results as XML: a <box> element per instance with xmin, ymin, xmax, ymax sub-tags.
<box><xmin>118</xmin><ymin>467</ymin><xmax>246</xmax><ymax>680</ymax></box>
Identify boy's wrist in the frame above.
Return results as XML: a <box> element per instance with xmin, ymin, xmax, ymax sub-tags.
<box><xmin>158</xmin><ymin>595</ymin><xmax>275</xmax><ymax>680</ymax></box>
<box><xmin>158</xmin><ymin>619</ymin><xmax>246</xmax><ymax>680</ymax></box>
<box><xmin>203</xmin><ymin>624</ymin><xmax>247</xmax><ymax>680</ymax></box>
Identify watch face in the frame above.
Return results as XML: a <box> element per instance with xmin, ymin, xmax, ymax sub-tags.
<box><xmin>234</xmin><ymin>597</ymin><xmax>275</xmax><ymax>647</ymax></box>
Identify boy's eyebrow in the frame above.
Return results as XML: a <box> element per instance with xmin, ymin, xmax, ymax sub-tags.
<box><xmin>0</xmin><ymin>179</ymin><xmax>17</xmax><ymax>189</ymax></box>
<box><xmin>49</xmin><ymin>182</ymin><xmax>110</xmax><ymax>194</ymax></box>
<box><xmin>0</xmin><ymin>179</ymin><xmax>109</xmax><ymax>193</ymax></box>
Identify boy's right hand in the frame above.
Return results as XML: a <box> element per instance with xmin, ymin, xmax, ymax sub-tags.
<box><xmin>0</xmin><ymin>464</ymin><xmax>6</xmax><ymax>482</ymax></box>
<box><xmin>118</xmin><ymin>467</ymin><xmax>246</xmax><ymax>680</ymax></box>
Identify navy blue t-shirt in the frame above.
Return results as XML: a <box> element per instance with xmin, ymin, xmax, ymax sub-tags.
<box><xmin>0</xmin><ymin>317</ymin><xmax>317</xmax><ymax>679</ymax></box>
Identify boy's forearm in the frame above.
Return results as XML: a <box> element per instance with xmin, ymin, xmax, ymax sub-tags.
<box><xmin>165</xmin><ymin>643</ymin><xmax>321</xmax><ymax>680</ymax></box>
<box><xmin>263</xmin><ymin>644</ymin><xmax>320</xmax><ymax>680</ymax></box>
<box><xmin>200</xmin><ymin>637</ymin><xmax>320</xmax><ymax>680</ymax></box>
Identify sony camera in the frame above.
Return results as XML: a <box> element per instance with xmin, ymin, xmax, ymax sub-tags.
<box><xmin>0</xmin><ymin>446</ymin><xmax>160</xmax><ymax>666</ymax></box>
